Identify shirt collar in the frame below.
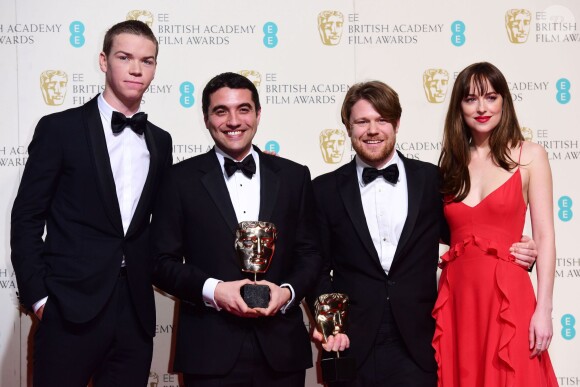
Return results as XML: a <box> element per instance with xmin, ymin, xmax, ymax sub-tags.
<box><xmin>355</xmin><ymin>151</ymin><xmax>400</xmax><ymax>187</ymax></box>
<box><xmin>97</xmin><ymin>93</ymin><xmax>141</xmax><ymax>121</ymax></box>
<box><xmin>214</xmin><ymin>146</ymin><xmax>258</xmax><ymax>177</ymax></box>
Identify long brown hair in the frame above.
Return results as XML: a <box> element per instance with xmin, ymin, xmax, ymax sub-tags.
<box><xmin>438</xmin><ymin>62</ymin><xmax>524</xmax><ymax>201</ymax></box>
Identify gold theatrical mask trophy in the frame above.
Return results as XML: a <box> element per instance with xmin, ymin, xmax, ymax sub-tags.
<box><xmin>235</xmin><ymin>221</ymin><xmax>278</xmax><ymax>308</ymax></box>
<box><xmin>314</xmin><ymin>293</ymin><xmax>356</xmax><ymax>382</ymax></box>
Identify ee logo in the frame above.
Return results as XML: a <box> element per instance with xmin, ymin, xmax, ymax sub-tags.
<box><xmin>561</xmin><ymin>314</ymin><xmax>576</xmax><ymax>340</ymax></box>
<box><xmin>556</xmin><ymin>78</ymin><xmax>571</xmax><ymax>104</ymax></box>
<box><xmin>265</xmin><ymin>141</ymin><xmax>280</xmax><ymax>154</ymax></box>
<box><xmin>451</xmin><ymin>21</ymin><xmax>465</xmax><ymax>47</ymax></box>
<box><xmin>69</xmin><ymin>21</ymin><xmax>85</xmax><ymax>48</ymax></box>
<box><xmin>263</xmin><ymin>22</ymin><xmax>278</xmax><ymax>48</ymax></box>
<box><xmin>558</xmin><ymin>196</ymin><xmax>573</xmax><ymax>222</ymax></box>
<box><xmin>179</xmin><ymin>82</ymin><xmax>195</xmax><ymax>108</ymax></box>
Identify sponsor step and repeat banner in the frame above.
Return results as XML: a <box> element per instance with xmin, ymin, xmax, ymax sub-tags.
<box><xmin>1</xmin><ymin>1</ymin><xmax>578</xmax><ymax>386</ymax></box>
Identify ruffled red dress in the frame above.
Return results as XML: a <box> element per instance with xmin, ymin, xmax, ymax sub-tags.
<box><xmin>432</xmin><ymin>168</ymin><xmax>558</xmax><ymax>387</ymax></box>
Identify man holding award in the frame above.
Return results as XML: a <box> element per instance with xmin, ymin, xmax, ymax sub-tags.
<box><xmin>151</xmin><ymin>72</ymin><xmax>321</xmax><ymax>386</ymax></box>
<box><xmin>308</xmin><ymin>81</ymin><xmax>538</xmax><ymax>386</ymax></box>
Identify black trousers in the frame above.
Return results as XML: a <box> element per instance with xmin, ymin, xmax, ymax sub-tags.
<box><xmin>330</xmin><ymin>301</ymin><xmax>436</xmax><ymax>387</ymax></box>
<box><xmin>183</xmin><ymin>331</ymin><xmax>306</xmax><ymax>387</ymax></box>
<box><xmin>33</xmin><ymin>274</ymin><xmax>153</xmax><ymax>387</ymax></box>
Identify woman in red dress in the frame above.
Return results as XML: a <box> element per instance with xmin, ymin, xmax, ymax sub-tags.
<box><xmin>433</xmin><ymin>62</ymin><xmax>558</xmax><ymax>387</ymax></box>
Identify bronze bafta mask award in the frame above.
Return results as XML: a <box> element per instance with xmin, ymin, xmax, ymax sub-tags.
<box><xmin>235</xmin><ymin>221</ymin><xmax>277</xmax><ymax>308</ymax></box>
<box><xmin>314</xmin><ymin>293</ymin><xmax>356</xmax><ymax>382</ymax></box>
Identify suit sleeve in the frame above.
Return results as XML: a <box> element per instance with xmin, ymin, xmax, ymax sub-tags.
<box><xmin>162</xmin><ymin>131</ymin><xmax>173</xmax><ymax>170</ymax></box>
<box><xmin>278</xmin><ymin>166</ymin><xmax>322</xmax><ymax>307</ymax></box>
<box><xmin>306</xmin><ymin>177</ymin><xmax>334</xmax><ymax>311</ymax></box>
<box><xmin>11</xmin><ymin>116</ymin><xmax>63</xmax><ymax>310</ymax></box>
<box><xmin>150</xmin><ymin>169</ymin><xmax>210</xmax><ymax>304</ymax></box>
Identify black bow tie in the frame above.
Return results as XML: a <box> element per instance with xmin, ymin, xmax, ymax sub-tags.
<box><xmin>111</xmin><ymin>111</ymin><xmax>147</xmax><ymax>135</ymax></box>
<box><xmin>224</xmin><ymin>155</ymin><xmax>256</xmax><ymax>178</ymax></box>
<box><xmin>362</xmin><ymin>164</ymin><xmax>399</xmax><ymax>185</ymax></box>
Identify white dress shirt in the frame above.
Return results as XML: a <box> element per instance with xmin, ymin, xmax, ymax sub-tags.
<box><xmin>202</xmin><ymin>147</ymin><xmax>294</xmax><ymax>312</ymax></box>
<box><xmin>356</xmin><ymin>152</ymin><xmax>408</xmax><ymax>275</ymax></box>
<box><xmin>98</xmin><ymin>94</ymin><xmax>150</xmax><ymax>235</ymax></box>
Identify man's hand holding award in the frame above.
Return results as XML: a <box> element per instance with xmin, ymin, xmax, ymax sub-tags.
<box><xmin>314</xmin><ymin>293</ymin><xmax>356</xmax><ymax>382</ymax></box>
<box><xmin>235</xmin><ymin>221</ymin><xmax>278</xmax><ymax>308</ymax></box>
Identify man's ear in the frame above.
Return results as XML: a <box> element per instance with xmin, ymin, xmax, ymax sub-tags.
<box><xmin>99</xmin><ymin>52</ymin><xmax>108</xmax><ymax>73</ymax></box>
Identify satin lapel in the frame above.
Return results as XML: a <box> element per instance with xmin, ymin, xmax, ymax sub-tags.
<box><xmin>257</xmin><ymin>150</ymin><xmax>280</xmax><ymax>222</ymax></box>
<box><xmin>338</xmin><ymin>160</ymin><xmax>382</xmax><ymax>267</ymax></box>
<box><xmin>125</xmin><ymin>123</ymin><xmax>159</xmax><ymax>238</ymax></box>
<box><xmin>201</xmin><ymin>151</ymin><xmax>238</xmax><ymax>235</ymax></box>
<box><xmin>83</xmin><ymin>96</ymin><xmax>123</xmax><ymax>234</ymax></box>
<box><xmin>391</xmin><ymin>153</ymin><xmax>424</xmax><ymax>266</ymax></box>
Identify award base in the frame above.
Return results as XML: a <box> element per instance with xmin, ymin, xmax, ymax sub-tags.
<box><xmin>241</xmin><ymin>284</ymin><xmax>270</xmax><ymax>308</ymax></box>
<box><xmin>321</xmin><ymin>356</ymin><xmax>356</xmax><ymax>383</ymax></box>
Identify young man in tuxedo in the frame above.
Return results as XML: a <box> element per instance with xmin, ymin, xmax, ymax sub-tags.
<box><xmin>150</xmin><ymin>72</ymin><xmax>322</xmax><ymax>387</ymax></box>
<box><xmin>308</xmin><ymin>81</ymin><xmax>537</xmax><ymax>386</ymax></box>
<box><xmin>11</xmin><ymin>20</ymin><xmax>172</xmax><ymax>386</ymax></box>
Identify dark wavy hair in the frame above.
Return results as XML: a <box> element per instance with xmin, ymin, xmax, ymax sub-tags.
<box><xmin>438</xmin><ymin>62</ymin><xmax>523</xmax><ymax>201</ymax></box>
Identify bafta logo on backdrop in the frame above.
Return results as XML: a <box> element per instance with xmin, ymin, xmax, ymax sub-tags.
<box><xmin>505</xmin><ymin>9</ymin><xmax>531</xmax><ymax>43</ymax></box>
<box><xmin>148</xmin><ymin>372</ymin><xmax>159</xmax><ymax>387</ymax></box>
<box><xmin>521</xmin><ymin>127</ymin><xmax>533</xmax><ymax>141</ymax></box>
<box><xmin>238</xmin><ymin>70</ymin><xmax>262</xmax><ymax>88</ymax></box>
<box><xmin>423</xmin><ymin>69</ymin><xmax>449</xmax><ymax>104</ymax></box>
<box><xmin>318</xmin><ymin>11</ymin><xmax>344</xmax><ymax>46</ymax></box>
<box><xmin>320</xmin><ymin>129</ymin><xmax>346</xmax><ymax>164</ymax></box>
<box><xmin>126</xmin><ymin>10</ymin><xmax>154</xmax><ymax>27</ymax></box>
<box><xmin>40</xmin><ymin>70</ymin><xmax>68</xmax><ymax>106</ymax></box>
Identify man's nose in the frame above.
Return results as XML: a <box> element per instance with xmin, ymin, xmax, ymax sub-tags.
<box><xmin>129</xmin><ymin>60</ymin><xmax>142</xmax><ymax>75</ymax></box>
<box><xmin>227</xmin><ymin>113</ymin><xmax>241</xmax><ymax>127</ymax></box>
<box><xmin>367</xmin><ymin>121</ymin><xmax>380</xmax><ymax>133</ymax></box>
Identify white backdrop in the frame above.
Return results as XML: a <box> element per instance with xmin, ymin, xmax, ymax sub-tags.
<box><xmin>1</xmin><ymin>1</ymin><xmax>578</xmax><ymax>386</ymax></box>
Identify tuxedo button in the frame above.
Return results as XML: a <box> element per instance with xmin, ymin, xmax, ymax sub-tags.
<box><xmin>387</xmin><ymin>280</ymin><xmax>396</xmax><ymax>286</ymax></box>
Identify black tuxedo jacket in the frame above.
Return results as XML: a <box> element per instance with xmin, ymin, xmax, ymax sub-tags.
<box><xmin>309</xmin><ymin>152</ymin><xmax>448</xmax><ymax>372</ymax></box>
<box><xmin>11</xmin><ymin>95</ymin><xmax>172</xmax><ymax>336</ymax></box>
<box><xmin>151</xmin><ymin>147</ymin><xmax>321</xmax><ymax>375</ymax></box>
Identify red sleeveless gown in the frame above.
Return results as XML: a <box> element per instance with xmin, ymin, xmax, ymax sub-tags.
<box><xmin>432</xmin><ymin>168</ymin><xmax>558</xmax><ymax>387</ymax></box>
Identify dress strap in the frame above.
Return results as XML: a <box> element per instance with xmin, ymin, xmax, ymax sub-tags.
<box><xmin>518</xmin><ymin>142</ymin><xmax>524</xmax><ymax>164</ymax></box>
